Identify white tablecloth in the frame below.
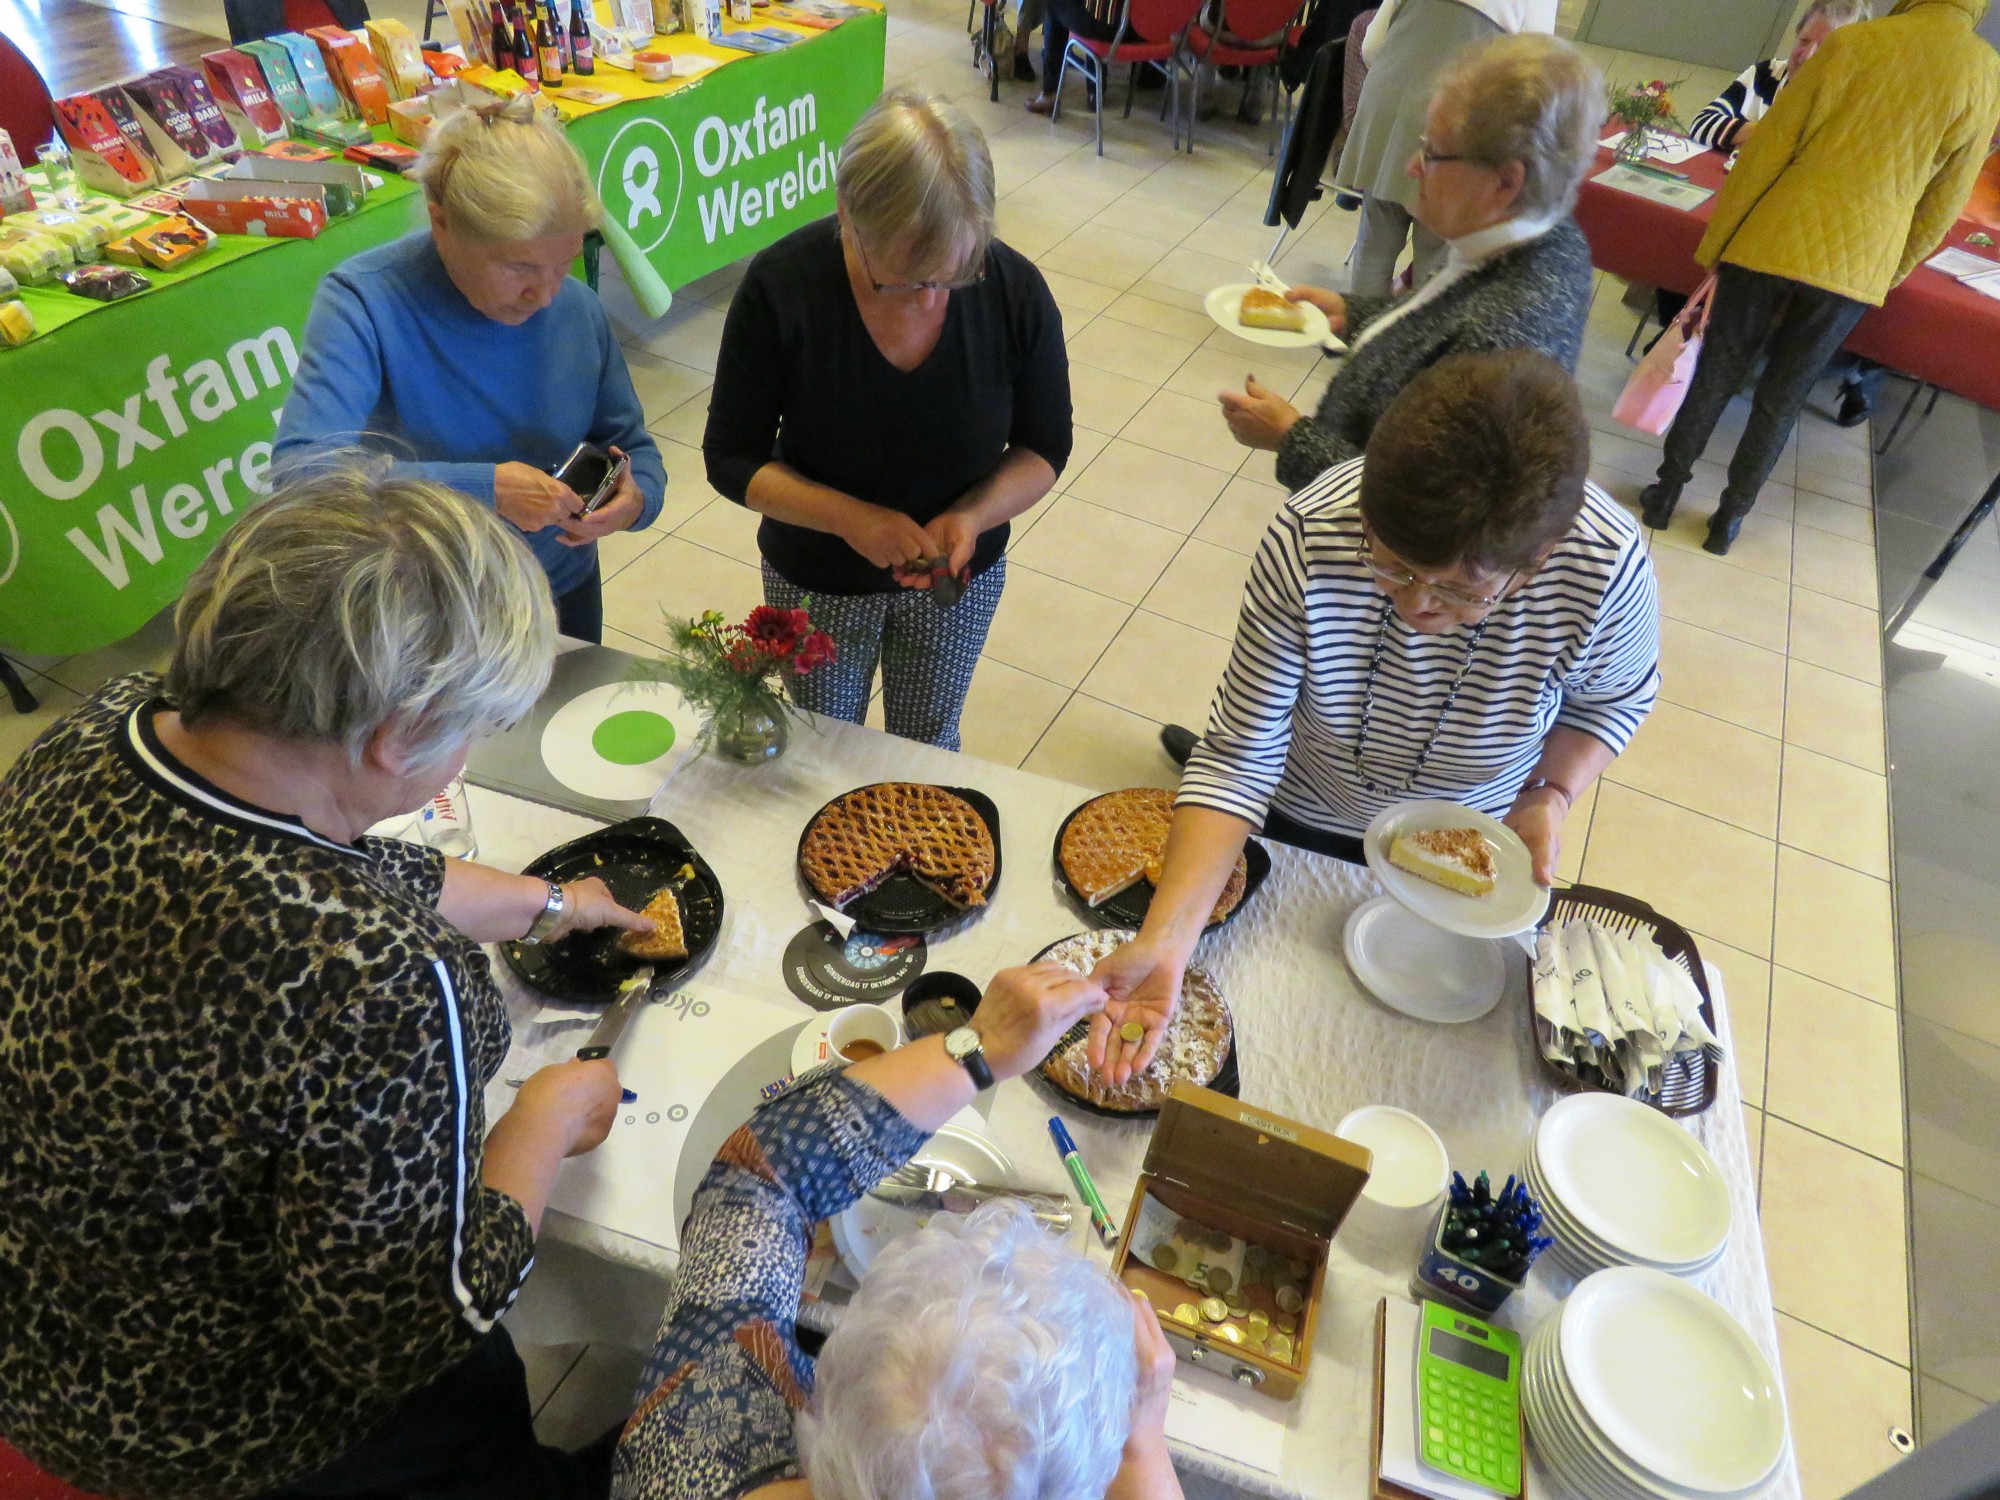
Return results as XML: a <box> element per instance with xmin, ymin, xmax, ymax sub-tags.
<box><xmin>468</xmin><ymin>713</ymin><xmax>1796</xmax><ymax>1500</ymax></box>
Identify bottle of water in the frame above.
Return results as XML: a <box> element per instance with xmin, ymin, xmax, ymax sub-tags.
<box><xmin>419</xmin><ymin>776</ymin><xmax>479</xmax><ymax>860</ymax></box>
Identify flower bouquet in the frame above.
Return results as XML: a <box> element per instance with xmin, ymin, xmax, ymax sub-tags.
<box><xmin>1607</xmin><ymin>78</ymin><xmax>1685</xmax><ymax>166</ymax></box>
<box><xmin>635</xmin><ymin>604</ymin><xmax>836</xmax><ymax>764</ymax></box>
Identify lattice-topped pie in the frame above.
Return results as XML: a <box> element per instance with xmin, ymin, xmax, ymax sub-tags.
<box><xmin>1059</xmin><ymin>787</ymin><xmax>1247</xmax><ymax>923</ymax></box>
<box><xmin>1037</xmin><ymin>929</ymin><xmax>1233</xmax><ymax>1112</ymax></box>
<box><xmin>800</xmin><ymin>783</ymin><xmax>996</xmax><ymax>911</ymax></box>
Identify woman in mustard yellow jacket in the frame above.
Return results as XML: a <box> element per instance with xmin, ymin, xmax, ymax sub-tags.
<box><xmin>1639</xmin><ymin>0</ymin><xmax>2000</xmax><ymax>555</ymax></box>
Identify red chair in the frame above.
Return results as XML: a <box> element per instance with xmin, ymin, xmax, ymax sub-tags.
<box><xmin>0</xmin><ymin>31</ymin><xmax>56</xmax><ymax>159</ymax></box>
<box><xmin>0</xmin><ymin>1440</ymin><xmax>108</xmax><ymax>1500</ymax></box>
<box><xmin>1181</xmin><ymin>0</ymin><xmax>1309</xmax><ymax>155</ymax></box>
<box><xmin>1050</xmin><ymin>0</ymin><xmax>1208</xmax><ymax>157</ymax></box>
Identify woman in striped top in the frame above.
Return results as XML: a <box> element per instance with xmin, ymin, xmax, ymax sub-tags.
<box><xmin>1088</xmin><ymin>352</ymin><xmax>1660</xmax><ymax>1085</ymax></box>
<box><xmin>1687</xmin><ymin>0</ymin><xmax>1869</xmax><ymax>152</ymax></box>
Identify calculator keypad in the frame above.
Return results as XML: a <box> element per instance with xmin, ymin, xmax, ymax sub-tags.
<box><xmin>1421</xmin><ymin>1365</ymin><xmax>1520</xmax><ymax>1492</ymax></box>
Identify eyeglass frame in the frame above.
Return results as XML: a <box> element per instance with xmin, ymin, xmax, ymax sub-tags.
<box><xmin>1353</xmin><ymin>521</ymin><xmax>1530</xmax><ymax>612</ymax></box>
<box><xmin>1413</xmin><ymin>134</ymin><xmax>1497</xmax><ymax>170</ymax></box>
<box><xmin>846</xmin><ymin>223</ymin><xmax>987</xmax><ymax>295</ymax></box>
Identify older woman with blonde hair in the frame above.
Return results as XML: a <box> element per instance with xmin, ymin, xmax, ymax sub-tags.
<box><xmin>704</xmin><ymin>85</ymin><xmax>1072</xmax><ymax>750</ymax></box>
<box><xmin>276</xmin><ymin>95</ymin><xmax>667</xmax><ymax>643</ymax></box>
<box><xmin>1213</xmin><ymin>33</ymin><xmax>1602</xmax><ymax>495</ymax></box>
<box><xmin>0</xmin><ymin>465</ymin><xmax>655</xmax><ymax>1500</ymax></box>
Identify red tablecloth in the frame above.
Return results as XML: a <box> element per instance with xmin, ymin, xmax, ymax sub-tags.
<box><xmin>1573</xmin><ymin>145</ymin><xmax>2000</xmax><ymax>413</ymax></box>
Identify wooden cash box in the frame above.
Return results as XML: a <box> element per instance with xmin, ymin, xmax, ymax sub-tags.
<box><xmin>1112</xmin><ymin>1084</ymin><xmax>1373</xmax><ymax>1400</ymax></box>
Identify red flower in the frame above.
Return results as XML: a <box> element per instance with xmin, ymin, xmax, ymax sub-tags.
<box><xmin>791</xmin><ymin>630</ymin><xmax>837</xmax><ymax>675</ymax></box>
<box><xmin>743</xmin><ymin>605</ymin><xmax>809</xmax><ymax>656</ymax></box>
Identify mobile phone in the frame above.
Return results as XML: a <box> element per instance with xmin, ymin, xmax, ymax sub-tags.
<box><xmin>551</xmin><ymin>442</ymin><xmax>630</xmax><ymax>515</ymax></box>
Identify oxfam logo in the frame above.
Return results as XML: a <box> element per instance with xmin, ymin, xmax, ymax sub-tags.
<box><xmin>598</xmin><ymin>117</ymin><xmax>685</xmax><ymax>254</ymax></box>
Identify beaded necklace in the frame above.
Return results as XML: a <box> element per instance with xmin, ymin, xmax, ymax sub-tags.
<box><xmin>1349</xmin><ymin>600</ymin><xmax>1492</xmax><ymax>794</ymax></box>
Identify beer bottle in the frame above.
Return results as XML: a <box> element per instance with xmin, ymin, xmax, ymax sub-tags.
<box><xmin>569</xmin><ymin>0</ymin><xmax>596</xmax><ymax>74</ymax></box>
<box><xmin>537</xmin><ymin>8</ymin><xmax>564</xmax><ymax>83</ymax></box>
<box><xmin>490</xmin><ymin>0</ymin><xmax>514</xmax><ymax>71</ymax></box>
<box><xmin>513</xmin><ymin>4</ymin><xmax>539</xmax><ymax>81</ymax></box>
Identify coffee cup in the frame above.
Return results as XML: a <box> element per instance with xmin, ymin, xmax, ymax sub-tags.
<box><xmin>828</xmin><ymin>1003</ymin><xmax>902</xmax><ymax>1064</ymax></box>
<box><xmin>1333</xmin><ymin>1105</ymin><xmax>1450</xmax><ymax>1275</ymax></box>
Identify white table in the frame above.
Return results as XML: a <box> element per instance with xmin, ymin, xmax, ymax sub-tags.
<box><xmin>469</xmin><ymin>710</ymin><xmax>1795</xmax><ymax>1500</ymax></box>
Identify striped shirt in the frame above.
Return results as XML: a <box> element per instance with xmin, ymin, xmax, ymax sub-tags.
<box><xmin>1178</xmin><ymin>460</ymin><xmax>1660</xmax><ymax>835</ymax></box>
<box><xmin>1688</xmin><ymin>58</ymin><xmax>1787</xmax><ymax>151</ymax></box>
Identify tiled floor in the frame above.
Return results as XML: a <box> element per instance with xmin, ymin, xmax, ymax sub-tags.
<box><xmin>3</xmin><ymin>7</ymin><xmax>1919</xmax><ymax>1497</ymax></box>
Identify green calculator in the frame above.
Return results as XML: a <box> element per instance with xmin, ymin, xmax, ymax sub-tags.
<box><xmin>1417</xmin><ymin>1299</ymin><xmax>1522</xmax><ymax>1494</ymax></box>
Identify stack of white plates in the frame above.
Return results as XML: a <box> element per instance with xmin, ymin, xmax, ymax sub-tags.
<box><xmin>1524</xmin><ymin>1093</ymin><xmax>1731</xmax><ymax>1278</ymax></box>
<box><xmin>1524</xmin><ymin>1268</ymin><xmax>1789</xmax><ymax>1500</ymax></box>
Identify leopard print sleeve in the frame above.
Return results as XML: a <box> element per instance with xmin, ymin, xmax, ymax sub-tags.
<box><xmin>275</xmin><ymin>940</ymin><xmax>535</xmax><ymax>1392</ymax></box>
<box><xmin>362</xmin><ymin>836</ymin><xmax>449</xmax><ymax>907</ymax></box>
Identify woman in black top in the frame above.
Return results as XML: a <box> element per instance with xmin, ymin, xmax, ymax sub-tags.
<box><xmin>704</xmin><ymin>86</ymin><xmax>1072</xmax><ymax>750</ymax></box>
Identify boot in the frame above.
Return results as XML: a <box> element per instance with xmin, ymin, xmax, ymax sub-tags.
<box><xmin>1836</xmin><ymin>384</ymin><xmax>1871</xmax><ymax>428</ymax></box>
<box><xmin>1638</xmin><ymin>482</ymin><xmax>1681</xmax><ymax>530</ymax></box>
<box><xmin>1703</xmin><ymin>507</ymin><xmax>1749</xmax><ymax>555</ymax></box>
<box><xmin>1160</xmin><ymin>724</ymin><xmax>1198</xmax><ymax>766</ymax></box>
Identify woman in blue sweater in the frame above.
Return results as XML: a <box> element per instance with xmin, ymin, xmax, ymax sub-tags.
<box><xmin>275</xmin><ymin>98</ymin><xmax>666</xmax><ymax>643</ymax></box>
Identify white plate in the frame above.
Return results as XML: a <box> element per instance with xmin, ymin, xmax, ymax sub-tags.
<box><xmin>1363</xmin><ymin>800</ymin><xmax>1547</xmax><ymax>940</ymax></box>
<box><xmin>1342</xmin><ymin>894</ymin><xmax>1508</xmax><ymax>1023</ymax></box>
<box><xmin>1203</xmin><ymin>281</ymin><xmax>1341</xmax><ymax>349</ymax></box>
<box><xmin>831</xmin><ymin>1121</ymin><xmax>1015</xmax><ymax>1276</ymax></box>
<box><xmin>1535</xmin><ymin>1095</ymin><xmax>1730</xmax><ymax>1268</ymax></box>
<box><xmin>1559</xmin><ymin>1268</ymin><xmax>1787</xmax><ymax>1496</ymax></box>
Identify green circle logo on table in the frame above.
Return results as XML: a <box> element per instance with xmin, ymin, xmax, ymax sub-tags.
<box><xmin>592</xmin><ymin>709</ymin><xmax>677</xmax><ymax>765</ymax></box>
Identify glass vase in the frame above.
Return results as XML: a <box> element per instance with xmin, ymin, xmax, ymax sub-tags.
<box><xmin>712</xmin><ymin>697</ymin><xmax>789</xmax><ymax>764</ymax></box>
<box><xmin>1612</xmin><ymin>123</ymin><xmax>1654</xmax><ymax>166</ymax></box>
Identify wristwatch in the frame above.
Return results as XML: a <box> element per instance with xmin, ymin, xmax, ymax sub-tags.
<box><xmin>943</xmin><ymin>1026</ymin><xmax>994</xmax><ymax>1090</ymax></box>
<box><xmin>520</xmin><ymin>880</ymin><xmax>567</xmax><ymax>946</ymax></box>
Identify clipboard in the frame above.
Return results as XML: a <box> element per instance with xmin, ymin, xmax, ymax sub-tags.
<box><xmin>1370</xmin><ymin>1299</ymin><xmax>1526</xmax><ymax>1500</ymax></box>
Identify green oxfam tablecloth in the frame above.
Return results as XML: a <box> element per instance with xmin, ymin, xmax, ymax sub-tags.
<box><xmin>0</xmin><ymin>13</ymin><xmax>885</xmax><ymax>660</ymax></box>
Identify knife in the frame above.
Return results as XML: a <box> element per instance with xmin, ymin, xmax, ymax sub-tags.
<box><xmin>577</xmin><ymin>964</ymin><xmax>655</xmax><ymax>1061</ymax></box>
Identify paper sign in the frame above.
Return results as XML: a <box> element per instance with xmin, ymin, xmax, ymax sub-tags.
<box><xmin>1591</xmin><ymin>164</ymin><xmax>1713</xmax><ymax>211</ymax></box>
<box><xmin>1601</xmin><ymin>130</ymin><xmax>1706</xmax><ymax>166</ymax></box>
<box><xmin>1163</xmin><ymin>1363</ymin><xmax>1290</xmax><ymax>1475</ymax></box>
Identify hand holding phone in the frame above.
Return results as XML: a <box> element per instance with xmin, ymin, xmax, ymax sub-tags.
<box><xmin>551</xmin><ymin>442</ymin><xmax>631</xmax><ymax>517</ymax></box>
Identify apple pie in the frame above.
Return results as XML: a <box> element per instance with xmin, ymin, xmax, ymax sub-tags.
<box><xmin>1036</xmin><ymin>929</ymin><xmax>1233</xmax><ymax>1112</ymax></box>
<box><xmin>801</xmin><ymin>782</ymin><xmax>996</xmax><ymax>911</ymax></box>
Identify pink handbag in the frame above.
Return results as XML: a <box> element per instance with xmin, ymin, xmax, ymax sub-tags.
<box><xmin>1613</xmin><ymin>274</ymin><xmax>1717</xmax><ymax>435</ymax></box>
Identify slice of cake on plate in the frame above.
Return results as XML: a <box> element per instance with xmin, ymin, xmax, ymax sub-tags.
<box><xmin>1387</xmin><ymin>826</ymin><xmax>1496</xmax><ymax>897</ymax></box>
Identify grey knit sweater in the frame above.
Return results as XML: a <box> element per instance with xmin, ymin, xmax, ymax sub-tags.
<box><xmin>1275</xmin><ymin>218</ymin><xmax>1595</xmax><ymax>492</ymax></box>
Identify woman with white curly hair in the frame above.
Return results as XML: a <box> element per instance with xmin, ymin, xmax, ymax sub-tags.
<box><xmin>614</xmin><ymin>964</ymin><xmax>1182</xmax><ymax>1500</ymax></box>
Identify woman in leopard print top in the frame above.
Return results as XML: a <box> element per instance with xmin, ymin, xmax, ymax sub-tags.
<box><xmin>0</xmin><ymin>468</ymin><xmax>650</xmax><ymax>1500</ymax></box>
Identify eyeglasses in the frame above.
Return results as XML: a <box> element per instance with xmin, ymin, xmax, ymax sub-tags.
<box><xmin>1353</xmin><ymin>526</ymin><xmax>1522</xmax><ymax>611</ymax></box>
<box><xmin>849</xmin><ymin>227</ymin><xmax>986</xmax><ymax>295</ymax></box>
<box><xmin>1415</xmin><ymin>135</ymin><xmax>1475</xmax><ymax>168</ymax></box>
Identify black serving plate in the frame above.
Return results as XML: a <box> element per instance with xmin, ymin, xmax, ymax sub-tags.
<box><xmin>1051</xmin><ymin>794</ymin><xmax>1271</xmax><ymax>932</ymax></box>
<box><xmin>1027</xmin><ymin>933</ymin><xmax>1239</xmax><ymax>1120</ymax></box>
<box><xmin>500</xmin><ymin>816</ymin><xmax>724</xmax><ymax>1006</ymax></box>
<box><xmin>795</xmin><ymin>784</ymin><xmax>1002</xmax><ymax>935</ymax></box>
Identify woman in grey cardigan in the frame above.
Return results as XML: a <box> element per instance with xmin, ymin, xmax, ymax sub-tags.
<box><xmin>1219</xmin><ymin>33</ymin><xmax>1603</xmax><ymax>494</ymax></box>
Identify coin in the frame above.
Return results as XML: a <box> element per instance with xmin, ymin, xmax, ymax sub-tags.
<box><xmin>1287</xmin><ymin>1258</ymin><xmax>1309</xmax><ymax>1281</ymax></box>
<box><xmin>1275</xmin><ymin>1285</ymin><xmax>1304</xmax><ymax>1314</ymax></box>
<box><xmin>1119</xmin><ymin>1021</ymin><xmax>1145</xmax><ymax>1043</ymax></box>
<box><xmin>1276</xmin><ymin>1311</ymin><xmax>1298</xmax><ymax>1334</ymax></box>
<box><xmin>1199</xmin><ymin>1297</ymin><xmax>1228</xmax><ymax>1324</ymax></box>
<box><xmin>1206</xmin><ymin>1267</ymin><xmax>1234</xmax><ymax>1295</ymax></box>
<box><xmin>1172</xmin><ymin>1302</ymin><xmax>1201</xmax><ymax>1326</ymax></box>
<box><xmin>1247</xmin><ymin>1311</ymin><xmax>1271</xmax><ymax>1336</ymax></box>
<box><xmin>1151</xmin><ymin>1245</ymin><xmax>1179</xmax><ymax>1274</ymax></box>
<box><xmin>1225</xmin><ymin>1293</ymin><xmax>1249</xmax><ymax>1314</ymax></box>
<box><xmin>1242</xmin><ymin>1332</ymin><xmax>1267</xmax><ymax>1354</ymax></box>
<box><xmin>1268</xmin><ymin>1333</ymin><xmax>1294</xmax><ymax>1363</ymax></box>
<box><xmin>1215</xmin><ymin>1323</ymin><xmax>1244</xmax><ymax>1344</ymax></box>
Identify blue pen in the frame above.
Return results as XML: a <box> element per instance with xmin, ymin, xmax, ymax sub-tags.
<box><xmin>1047</xmin><ymin>1117</ymin><xmax>1118</xmax><ymax>1247</ymax></box>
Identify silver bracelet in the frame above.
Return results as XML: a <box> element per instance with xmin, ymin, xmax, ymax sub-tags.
<box><xmin>520</xmin><ymin>880</ymin><xmax>567</xmax><ymax>945</ymax></box>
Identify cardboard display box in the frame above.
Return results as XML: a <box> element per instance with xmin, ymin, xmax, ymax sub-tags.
<box><xmin>306</xmin><ymin>27</ymin><xmax>391</xmax><ymax>125</ymax></box>
<box><xmin>364</xmin><ymin>18</ymin><xmax>428</xmax><ymax>102</ymax></box>
<box><xmin>1112</xmin><ymin>1085</ymin><xmax>1373</xmax><ymax>1401</ymax></box>
<box><xmin>266</xmin><ymin>32</ymin><xmax>349</xmax><ymax>120</ymax></box>
<box><xmin>52</xmin><ymin>94</ymin><xmax>157</xmax><ymax>196</ymax></box>
<box><xmin>235</xmin><ymin>38</ymin><xmax>319</xmax><ymax>125</ymax></box>
<box><xmin>179</xmin><ymin>177</ymin><xmax>328</xmax><ymax>239</ymax></box>
<box><xmin>228</xmin><ymin>153</ymin><xmax>367</xmax><ymax>216</ymax></box>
